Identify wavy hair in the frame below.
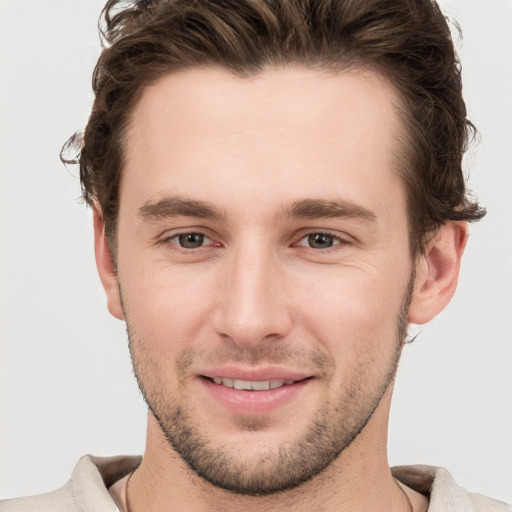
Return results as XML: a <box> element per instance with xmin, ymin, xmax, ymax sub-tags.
<box><xmin>62</xmin><ymin>0</ymin><xmax>485</xmax><ymax>256</ymax></box>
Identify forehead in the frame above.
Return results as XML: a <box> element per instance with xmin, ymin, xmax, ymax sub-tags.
<box><xmin>122</xmin><ymin>66</ymin><xmax>405</xmax><ymax>221</ymax></box>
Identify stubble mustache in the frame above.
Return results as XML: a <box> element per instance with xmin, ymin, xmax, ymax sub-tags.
<box><xmin>175</xmin><ymin>342</ymin><xmax>336</xmax><ymax>379</ymax></box>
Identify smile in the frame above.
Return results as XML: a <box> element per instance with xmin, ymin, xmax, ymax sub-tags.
<box><xmin>201</xmin><ymin>374</ymin><xmax>312</xmax><ymax>415</ymax></box>
<box><xmin>210</xmin><ymin>377</ymin><xmax>296</xmax><ymax>390</ymax></box>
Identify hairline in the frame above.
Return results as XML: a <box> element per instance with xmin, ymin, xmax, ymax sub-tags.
<box><xmin>105</xmin><ymin>62</ymin><xmax>429</xmax><ymax>260</ymax></box>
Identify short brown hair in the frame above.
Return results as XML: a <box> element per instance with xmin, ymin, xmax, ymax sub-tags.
<box><xmin>62</xmin><ymin>0</ymin><xmax>485</xmax><ymax>256</ymax></box>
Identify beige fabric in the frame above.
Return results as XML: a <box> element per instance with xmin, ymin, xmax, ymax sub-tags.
<box><xmin>392</xmin><ymin>465</ymin><xmax>511</xmax><ymax>511</ymax></box>
<box><xmin>0</xmin><ymin>456</ymin><xmax>141</xmax><ymax>512</ymax></box>
<box><xmin>1</xmin><ymin>455</ymin><xmax>509</xmax><ymax>511</ymax></box>
<box><xmin>108</xmin><ymin>472</ymin><xmax>131</xmax><ymax>512</ymax></box>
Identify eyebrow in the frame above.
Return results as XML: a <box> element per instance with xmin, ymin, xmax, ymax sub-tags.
<box><xmin>138</xmin><ymin>196</ymin><xmax>226</xmax><ymax>222</ymax></box>
<box><xmin>281</xmin><ymin>199</ymin><xmax>377</xmax><ymax>222</ymax></box>
<box><xmin>138</xmin><ymin>195</ymin><xmax>377</xmax><ymax>224</ymax></box>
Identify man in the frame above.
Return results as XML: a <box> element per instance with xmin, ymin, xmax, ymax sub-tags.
<box><xmin>1</xmin><ymin>0</ymin><xmax>509</xmax><ymax>510</ymax></box>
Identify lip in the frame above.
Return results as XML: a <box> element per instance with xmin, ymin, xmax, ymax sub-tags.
<box><xmin>198</xmin><ymin>366</ymin><xmax>313</xmax><ymax>416</ymax></box>
<box><xmin>200</xmin><ymin>366</ymin><xmax>312</xmax><ymax>382</ymax></box>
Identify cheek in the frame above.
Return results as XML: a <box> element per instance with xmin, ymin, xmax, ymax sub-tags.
<box><xmin>295</xmin><ymin>268</ymin><xmax>407</xmax><ymax>354</ymax></box>
<box><xmin>120</xmin><ymin>264</ymin><xmax>218</xmax><ymax>350</ymax></box>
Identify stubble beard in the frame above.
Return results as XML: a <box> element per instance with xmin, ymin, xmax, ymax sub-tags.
<box><xmin>124</xmin><ymin>271</ymin><xmax>415</xmax><ymax>496</ymax></box>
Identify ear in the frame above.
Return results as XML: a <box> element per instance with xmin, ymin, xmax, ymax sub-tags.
<box><xmin>93</xmin><ymin>207</ymin><xmax>125</xmax><ymax>320</ymax></box>
<box><xmin>408</xmin><ymin>222</ymin><xmax>468</xmax><ymax>325</ymax></box>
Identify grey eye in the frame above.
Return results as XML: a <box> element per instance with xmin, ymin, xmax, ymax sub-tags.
<box><xmin>307</xmin><ymin>233</ymin><xmax>335</xmax><ymax>249</ymax></box>
<box><xmin>174</xmin><ymin>233</ymin><xmax>207</xmax><ymax>248</ymax></box>
<box><xmin>297</xmin><ymin>233</ymin><xmax>343</xmax><ymax>249</ymax></box>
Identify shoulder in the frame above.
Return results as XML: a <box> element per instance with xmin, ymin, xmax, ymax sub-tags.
<box><xmin>393</xmin><ymin>465</ymin><xmax>511</xmax><ymax>512</ymax></box>
<box><xmin>0</xmin><ymin>481</ymin><xmax>81</xmax><ymax>512</ymax></box>
<box><xmin>0</xmin><ymin>454</ymin><xmax>141</xmax><ymax>512</ymax></box>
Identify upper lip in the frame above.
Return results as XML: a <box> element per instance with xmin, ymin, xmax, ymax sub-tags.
<box><xmin>199</xmin><ymin>366</ymin><xmax>313</xmax><ymax>382</ymax></box>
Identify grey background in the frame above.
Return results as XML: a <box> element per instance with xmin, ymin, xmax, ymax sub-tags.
<box><xmin>1</xmin><ymin>0</ymin><xmax>511</xmax><ymax>502</ymax></box>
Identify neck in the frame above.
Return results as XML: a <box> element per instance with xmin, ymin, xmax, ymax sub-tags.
<box><xmin>127</xmin><ymin>388</ymin><xmax>414</xmax><ymax>512</ymax></box>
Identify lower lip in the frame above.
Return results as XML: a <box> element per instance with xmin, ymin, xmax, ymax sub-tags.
<box><xmin>201</xmin><ymin>377</ymin><xmax>311</xmax><ymax>416</ymax></box>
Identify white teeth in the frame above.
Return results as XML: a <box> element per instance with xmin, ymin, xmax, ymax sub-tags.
<box><xmin>211</xmin><ymin>377</ymin><xmax>295</xmax><ymax>390</ymax></box>
<box><xmin>251</xmin><ymin>380</ymin><xmax>270</xmax><ymax>391</ymax></box>
<box><xmin>234</xmin><ymin>379</ymin><xmax>252</xmax><ymax>390</ymax></box>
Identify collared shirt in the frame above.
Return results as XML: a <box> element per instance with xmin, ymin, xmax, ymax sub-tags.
<box><xmin>1</xmin><ymin>455</ymin><xmax>510</xmax><ymax>511</ymax></box>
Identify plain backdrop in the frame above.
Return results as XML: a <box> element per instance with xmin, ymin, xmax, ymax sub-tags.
<box><xmin>0</xmin><ymin>0</ymin><xmax>511</xmax><ymax>502</ymax></box>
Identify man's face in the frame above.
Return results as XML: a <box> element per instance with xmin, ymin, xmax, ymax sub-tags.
<box><xmin>113</xmin><ymin>67</ymin><xmax>415</xmax><ymax>494</ymax></box>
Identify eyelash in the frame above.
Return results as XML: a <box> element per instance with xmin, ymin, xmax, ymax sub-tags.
<box><xmin>161</xmin><ymin>230</ymin><xmax>349</xmax><ymax>252</ymax></box>
<box><xmin>294</xmin><ymin>231</ymin><xmax>347</xmax><ymax>251</ymax></box>
<box><xmin>164</xmin><ymin>231</ymin><xmax>217</xmax><ymax>251</ymax></box>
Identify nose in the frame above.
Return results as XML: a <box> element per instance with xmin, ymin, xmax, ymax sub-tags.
<box><xmin>213</xmin><ymin>244</ymin><xmax>293</xmax><ymax>347</ymax></box>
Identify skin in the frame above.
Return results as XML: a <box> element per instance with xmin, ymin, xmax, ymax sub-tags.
<box><xmin>95</xmin><ymin>67</ymin><xmax>466</xmax><ymax>511</ymax></box>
